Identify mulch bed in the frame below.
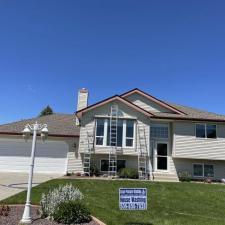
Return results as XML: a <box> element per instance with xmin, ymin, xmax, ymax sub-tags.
<box><xmin>0</xmin><ymin>206</ymin><xmax>99</xmax><ymax>225</ymax></box>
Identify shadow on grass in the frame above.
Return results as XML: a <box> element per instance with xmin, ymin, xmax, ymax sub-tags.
<box><xmin>125</xmin><ymin>223</ymin><xmax>153</xmax><ymax>225</ymax></box>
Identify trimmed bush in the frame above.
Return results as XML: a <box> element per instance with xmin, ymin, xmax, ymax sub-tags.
<box><xmin>40</xmin><ymin>184</ymin><xmax>83</xmax><ymax>219</ymax></box>
<box><xmin>178</xmin><ymin>171</ymin><xmax>192</xmax><ymax>182</ymax></box>
<box><xmin>53</xmin><ymin>200</ymin><xmax>91</xmax><ymax>224</ymax></box>
<box><xmin>118</xmin><ymin>168</ymin><xmax>139</xmax><ymax>179</ymax></box>
<box><xmin>90</xmin><ymin>164</ymin><xmax>100</xmax><ymax>176</ymax></box>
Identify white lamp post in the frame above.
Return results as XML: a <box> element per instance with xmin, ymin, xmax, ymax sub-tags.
<box><xmin>20</xmin><ymin>122</ymin><xmax>48</xmax><ymax>224</ymax></box>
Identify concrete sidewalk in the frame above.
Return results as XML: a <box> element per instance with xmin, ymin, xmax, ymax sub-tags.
<box><xmin>0</xmin><ymin>172</ymin><xmax>61</xmax><ymax>201</ymax></box>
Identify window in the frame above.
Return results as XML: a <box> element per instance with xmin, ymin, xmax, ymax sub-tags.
<box><xmin>100</xmin><ymin>159</ymin><xmax>126</xmax><ymax>172</ymax></box>
<box><xmin>204</xmin><ymin>165</ymin><xmax>214</xmax><ymax>177</ymax></box>
<box><xmin>107</xmin><ymin>119</ymin><xmax>123</xmax><ymax>147</ymax></box>
<box><xmin>193</xmin><ymin>164</ymin><xmax>214</xmax><ymax>177</ymax></box>
<box><xmin>95</xmin><ymin>119</ymin><xmax>105</xmax><ymax>145</ymax></box>
<box><xmin>100</xmin><ymin>159</ymin><xmax>109</xmax><ymax>172</ymax></box>
<box><xmin>193</xmin><ymin>164</ymin><xmax>203</xmax><ymax>177</ymax></box>
<box><xmin>207</xmin><ymin>125</ymin><xmax>216</xmax><ymax>139</ymax></box>
<box><xmin>196</xmin><ymin>124</ymin><xmax>206</xmax><ymax>138</ymax></box>
<box><xmin>126</xmin><ymin>120</ymin><xmax>134</xmax><ymax>147</ymax></box>
<box><xmin>196</xmin><ymin>124</ymin><xmax>217</xmax><ymax>139</ymax></box>
<box><xmin>151</xmin><ymin>124</ymin><xmax>168</xmax><ymax>139</ymax></box>
<box><xmin>96</xmin><ymin>118</ymin><xmax>135</xmax><ymax>147</ymax></box>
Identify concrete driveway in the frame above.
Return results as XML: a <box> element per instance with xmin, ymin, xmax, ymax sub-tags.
<box><xmin>0</xmin><ymin>172</ymin><xmax>61</xmax><ymax>201</ymax></box>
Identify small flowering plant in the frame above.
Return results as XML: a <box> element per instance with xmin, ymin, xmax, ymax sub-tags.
<box><xmin>40</xmin><ymin>183</ymin><xmax>83</xmax><ymax>219</ymax></box>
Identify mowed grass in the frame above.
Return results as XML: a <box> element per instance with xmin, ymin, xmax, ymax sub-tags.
<box><xmin>2</xmin><ymin>179</ymin><xmax>225</xmax><ymax>225</ymax></box>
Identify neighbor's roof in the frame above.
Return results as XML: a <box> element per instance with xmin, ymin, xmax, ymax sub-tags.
<box><xmin>0</xmin><ymin>113</ymin><xmax>80</xmax><ymax>137</ymax></box>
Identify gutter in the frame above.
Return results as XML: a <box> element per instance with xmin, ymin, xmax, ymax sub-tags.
<box><xmin>0</xmin><ymin>132</ymin><xmax>79</xmax><ymax>138</ymax></box>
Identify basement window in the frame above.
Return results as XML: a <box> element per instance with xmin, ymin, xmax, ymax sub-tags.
<box><xmin>100</xmin><ymin>159</ymin><xmax>126</xmax><ymax>172</ymax></box>
<box><xmin>193</xmin><ymin>164</ymin><xmax>214</xmax><ymax>178</ymax></box>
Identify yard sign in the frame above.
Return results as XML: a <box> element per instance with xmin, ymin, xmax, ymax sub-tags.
<box><xmin>119</xmin><ymin>188</ymin><xmax>147</xmax><ymax>210</ymax></box>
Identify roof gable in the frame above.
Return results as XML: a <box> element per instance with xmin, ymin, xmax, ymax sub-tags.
<box><xmin>76</xmin><ymin>95</ymin><xmax>154</xmax><ymax>118</ymax></box>
<box><xmin>120</xmin><ymin>88</ymin><xmax>186</xmax><ymax>115</ymax></box>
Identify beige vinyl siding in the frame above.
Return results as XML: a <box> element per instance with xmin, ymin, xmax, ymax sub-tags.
<box><xmin>78</xmin><ymin>100</ymin><xmax>150</xmax><ymax>156</ymax></box>
<box><xmin>173</xmin><ymin>122</ymin><xmax>225</xmax><ymax>160</ymax></box>
<box><xmin>173</xmin><ymin>158</ymin><xmax>225</xmax><ymax>180</ymax></box>
<box><xmin>124</xmin><ymin>93</ymin><xmax>174</xmax><ymax>113</ymax></box>
<box><xmin>65</xmin><ymin>138</ymin><xmax>83</xmax><ymax>173</ymax></box>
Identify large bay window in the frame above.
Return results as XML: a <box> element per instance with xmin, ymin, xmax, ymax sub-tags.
<box><xmin>95</xmin><ymin>118</ymin><xmax>135</xmax><ymax>147</ymax></box>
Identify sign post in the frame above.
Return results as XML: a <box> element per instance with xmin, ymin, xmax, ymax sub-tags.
<box><xmin>119</xmin><ymin>188</ymin><xmax>147</xmax><ymax>210</ymax></box>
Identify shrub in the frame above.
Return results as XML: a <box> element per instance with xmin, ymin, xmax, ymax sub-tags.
<box><xmin>90</xmin><ymin>164</ymin><xmax>100</xmax><ymax>176</ymax></box>
<box><xmin>0</xmin><ymin>205</ymin><xmax>10</xmax><ymax>217</ymax></box>
<box><xmin>53</xmin><ymin>200</ymin><xmax>91</xmax><ymax>224</ymax></box>
<box><xmin>40</xmin><ymin>184</ymin><xmax>83</xmax><ymax>219</ymax></box>
<box><xmin>178</xmin><ymin>171</ymin><xmax>192</xmax><ymax>182</ymax></box>
<box><xmin>118</xmin><ymin>168</ymin><xmax>138</xmax><ymax>179</ymax></box>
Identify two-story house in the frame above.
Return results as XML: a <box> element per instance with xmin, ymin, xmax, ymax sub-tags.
<box><xmin>0</xmin><ymin>88</ymin><xmax>225</xmax><ymax>182</ymax></box>
<box><xmin>76</xmin><ymin>88</ymin><xmax>225</xmax><ymax>181</ymax></box>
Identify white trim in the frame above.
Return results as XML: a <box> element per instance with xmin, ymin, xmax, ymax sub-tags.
<box><xmin>155</xmin><ymin>141</ymin><xmax>169</xmax><ymax>172</ymax></box>
<box><xmin>95</xmin><ymin>118</ymin><xmax>136</xmax><ymax>148</ymax></box>
<box><xmin>95</xmin><ymin>118</ymin><xmax>105</xmax><ymax>147</ymax></box>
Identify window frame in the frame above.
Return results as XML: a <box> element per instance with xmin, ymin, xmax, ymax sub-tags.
<box><xmin>150</xmin><ymin>123</ymin><xmax>169</xmax><ymax>140</ymax></box>
<box><xmin>100</xmin><ymin>159</ymin><xmax>126</xmax><ymax>172</ymax></box>
<box><xmin>124</xmin><ymin>120</ymin><xmax>136</xmax><ymax>148</ymax></box>
<box><xmin>193</xmin><ymin>163</ymin><xmax>215</xmax><ymax>178</ymax></box>
<box><xmin>95</xmin><ymin>118</ymin><xmax>107</xmax><ymax>146</ymax></box>
<box><xmin>95</xmin><ymin>118</ymin><xmax>136</xmax><ymax>148</ymax></box>
<box><xmin>206</xmin><ymin>124</ymin><xmax>217</xmax><ymax>139</ymax></box>
<box><xmin>193</xmin><ymin>163</ymin><xmax>204</xmax><ymax>178</ymax></box>
<box><xmin>195</xmin><ymin>123</ymin><xmax>217</xmax><ymax>139</ymax></box>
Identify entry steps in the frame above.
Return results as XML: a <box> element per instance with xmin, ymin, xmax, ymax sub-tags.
<box><xmin>153</xmin><ymin>172</ymin><xmax>179</xmax><ymax>182</ymax></box>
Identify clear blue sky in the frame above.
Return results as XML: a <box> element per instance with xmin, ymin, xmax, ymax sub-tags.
<box><xmin>1</xmin><ymin>0</ymin><xmax>225</xmax><ymax>124</ymax></box>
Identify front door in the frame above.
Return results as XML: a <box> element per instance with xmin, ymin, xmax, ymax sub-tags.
<box><xmin>155</xmin><ymin>142</ymin><xmax>168</xmax><ymax>171</ymax></box>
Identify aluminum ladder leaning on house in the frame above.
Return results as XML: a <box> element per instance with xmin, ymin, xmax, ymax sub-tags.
<box><xmin>108</xmin><ymin>104</ymin><xmax>119</xmax><ymax>177</ymax></box>
<box><xmin>83</xmin><ymin>131</ymin><xmax>94</xmax><ymax>176</ymax></box>
<box><xmin>138</xmin><ymin>124</ymin><xmax>149</xmax><ymax>180</ymax></box>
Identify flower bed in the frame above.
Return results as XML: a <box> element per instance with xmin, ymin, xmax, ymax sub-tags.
<box><xmin>0</xmin><ymin>205</ymin><xmax>99</xmax><ymax>225</ymax></box>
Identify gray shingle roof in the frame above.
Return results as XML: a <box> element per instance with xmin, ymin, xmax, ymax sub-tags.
<box><xmin>0</xmin><ymin>113</ymin><xmax>80</xmax><ymax>137</ymax></box>
<box><xmin>153</xmin><ymin>102</ymin><xmax>225</xmax><ymax>122</ymax></box>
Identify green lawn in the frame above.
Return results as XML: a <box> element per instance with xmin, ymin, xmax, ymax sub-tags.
<box><xmin>2</xmin><ymin>179</ymin><xmax>225</xmax><ymax>225</ymax></box>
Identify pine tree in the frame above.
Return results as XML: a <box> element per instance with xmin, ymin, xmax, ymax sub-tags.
<box><xmin>39</xmin><ymin>105</ymin><xmax>54</xmax><ymax>117</ymax></box>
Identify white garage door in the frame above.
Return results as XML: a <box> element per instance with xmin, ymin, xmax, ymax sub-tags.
<box><xmin>0</xmin><ymin>138</ymin><xmax>68</xmax><ymax>174</ymax></box>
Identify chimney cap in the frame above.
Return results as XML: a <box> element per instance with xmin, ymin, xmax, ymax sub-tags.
<box><xmin>79</xmin><ymin>88</ymin><xmax>88</xmax><ymax>93</ymax></box>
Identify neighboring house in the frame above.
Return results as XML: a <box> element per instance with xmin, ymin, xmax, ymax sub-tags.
<box><xmin>1</xmin><ymin>88</ymin><xmax>225</xmax><ymax>182</ymax></box>
<box><xmin>0</xmin><ymin>114</ymin><xmax>81</xmax><ymax>174</ymax></box>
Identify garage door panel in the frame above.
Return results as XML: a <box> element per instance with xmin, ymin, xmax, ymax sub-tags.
<box><xmin>0</xmin><ymin>139</ymin><xmax>68</xmax><ymax>174</ymax></box>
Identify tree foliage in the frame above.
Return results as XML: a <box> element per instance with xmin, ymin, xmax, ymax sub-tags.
<box><xmin>39</xmin><ymin>105</ymin><xmax>54</xmax><ymax>117</ymax></box>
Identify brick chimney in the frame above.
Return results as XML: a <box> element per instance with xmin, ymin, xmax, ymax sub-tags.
<box><xmin>77</xmin><ymin>88</ymin><xmax>89</xmax><ymax>111</ymax></box>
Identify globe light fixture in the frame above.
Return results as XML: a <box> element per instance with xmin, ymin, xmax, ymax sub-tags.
<box><xmin>20</xmin><ymin>122</ymin><xmax>48</xmax><ymax>224</ymax></box>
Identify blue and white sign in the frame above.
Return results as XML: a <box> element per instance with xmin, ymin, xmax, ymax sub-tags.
<box><xmin>119</xmin><ymin>188</ymin><xmax>147</xmax><ymax>210</ymax></box>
